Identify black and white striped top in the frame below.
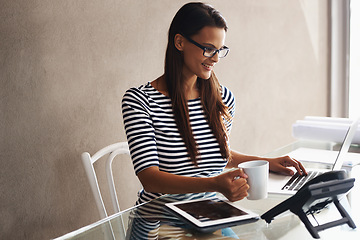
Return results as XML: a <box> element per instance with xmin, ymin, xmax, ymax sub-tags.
<box><xmin>122</xmin><ymin>82</ymin><xmax>235</xmax><ymax>204</ymax></box>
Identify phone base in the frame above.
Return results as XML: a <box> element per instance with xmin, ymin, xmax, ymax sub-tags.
<box><xmin>293</xmin><ymin>199</ymin><xmax>356</xmax><ymax>239</ymax></box>
<box><xmin>261</xmin><ymin>175</ymin><xmax>356</xmax><ymax>239</ymax></box>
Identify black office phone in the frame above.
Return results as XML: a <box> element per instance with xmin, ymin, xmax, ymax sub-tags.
<box><xmin>261</xmin><ymin>170</ymin><xmax>356</xmax><ymax>239</ymax></box>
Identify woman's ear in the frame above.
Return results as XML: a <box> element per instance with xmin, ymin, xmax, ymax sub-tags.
<box><xmin>174</xmin><ymin>34</ymin><xmax>185</xmax><ymax>51</ymax></box>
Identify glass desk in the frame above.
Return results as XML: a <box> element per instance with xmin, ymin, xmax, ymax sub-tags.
<box><xmin>53</xmin><ymin>140</ymin><xmax>360</xmax><ymax>240</ymax></box>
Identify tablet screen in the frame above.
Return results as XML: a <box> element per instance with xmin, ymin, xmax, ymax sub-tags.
<box><xmin>176</xmin><ymin>199</ymin><xmax>248</xmax><ymax>223</ymax></box>
<box><xmin>166</xmin><ymin>197</ymin><xmax>259</xmax><ymax>229</ymax></box>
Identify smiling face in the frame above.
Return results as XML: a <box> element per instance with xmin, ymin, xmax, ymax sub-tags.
<box><xmin>177</xmin><ymin>26</ymin><xmax>226</xmax><ymax>81</ymax></box>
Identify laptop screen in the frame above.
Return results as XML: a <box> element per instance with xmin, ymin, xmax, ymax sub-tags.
<box><xmin>332</xmin><ymin>117</ymin><xmax>360</xmax><ymax>171</ymax></box>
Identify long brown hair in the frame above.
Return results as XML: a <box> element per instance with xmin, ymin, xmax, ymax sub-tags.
<box><xmin>165</xmin><ymin>2</ymin><xmax>231</xmax><ymax>164</ymax></box>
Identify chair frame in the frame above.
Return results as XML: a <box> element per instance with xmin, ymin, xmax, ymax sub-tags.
<box><xmin>81</xmin><ymin>142</ymin><xmax>130</xmax><ymax>219</ymax></box>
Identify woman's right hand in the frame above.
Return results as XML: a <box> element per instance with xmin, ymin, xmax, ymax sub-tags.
<box><xmin>214</xmin><ymin>168</ymin><xmax>249</xmax><ymax>202</ymax></box>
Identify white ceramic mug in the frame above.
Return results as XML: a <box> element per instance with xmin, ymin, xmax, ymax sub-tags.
<box><xmin>238</xmin><ymin>160</ymin><xmax>269</xmax><ymax>200</ymax></box>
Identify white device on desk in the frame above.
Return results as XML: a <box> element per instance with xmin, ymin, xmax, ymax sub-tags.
<box><xmin>165</xmin><ymin>197</ymin><xmax>259</xmax><ymax>233</ymax></box>
<box><xmin>268</xmin><ymin>117</ymin><xmax>360</xmax><ymax>195</ymax></box>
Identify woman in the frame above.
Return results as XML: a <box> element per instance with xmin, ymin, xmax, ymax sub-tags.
<box><xmin>122</xmin><ymin>2</ymin><xmax>306</xmax><ymax>207</ymax></box>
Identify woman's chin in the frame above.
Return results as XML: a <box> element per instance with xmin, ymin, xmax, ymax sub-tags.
<box><xmin>197</xmin><ymin>72</ymin><xmax>212</xmax><ymax>80</ymax></box>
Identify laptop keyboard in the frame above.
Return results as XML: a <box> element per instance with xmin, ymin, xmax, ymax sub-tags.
<box><xmin>282</xmin><ymin>171</ymin><xmax>321</xmax><ymax>191</ymax></box>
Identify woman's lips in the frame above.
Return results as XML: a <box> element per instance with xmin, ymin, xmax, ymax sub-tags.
<box><xmin>201</xmin><ymin>63</ymin><xmax>214</xmax><ymax>71</ymax></box>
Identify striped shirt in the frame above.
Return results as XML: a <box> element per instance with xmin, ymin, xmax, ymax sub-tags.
<box><xmin>121</xmin><ymin>82</ymin><xmax>235</xmax><ymax>204</ymax></box>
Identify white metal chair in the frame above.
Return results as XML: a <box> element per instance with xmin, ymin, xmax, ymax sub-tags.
<box><xmin>81</xmin><ymin>142</ymin><xmax>130</xmax><ymax>239</ymax></box>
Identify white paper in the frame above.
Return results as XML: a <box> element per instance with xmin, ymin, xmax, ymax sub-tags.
<box><xmin>292</xmin><ymin>116</ymin><xmax>360</xmax><ymax>143</ymax></box>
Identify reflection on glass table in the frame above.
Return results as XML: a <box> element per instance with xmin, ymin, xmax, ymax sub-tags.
<box><xmin>53</xmin><ymin>140</ymin><xmax>360</xmax><ymax>240</ymax></box>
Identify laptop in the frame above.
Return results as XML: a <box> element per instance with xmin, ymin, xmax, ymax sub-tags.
<box><xmin>268</xmin><ymin>117</ymin><xmax>360</xmax><ymax>195</ymax></box>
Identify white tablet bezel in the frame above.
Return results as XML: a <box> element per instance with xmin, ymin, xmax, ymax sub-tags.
<box><xmin>165</xmin><ymin>197</ymin><xmax>259</xmax><ymax>228</ymax></box>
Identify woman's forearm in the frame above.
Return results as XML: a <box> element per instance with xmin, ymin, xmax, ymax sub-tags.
<box><xmin>137</xmin><ymin>166</ymin><xmax>217</xmax><ymax>194</ymax></box>
<box><xmin>137</xmin><ymin>165</ymin><xmax>249</xmax><ymax>202</ymax></box>
<box><xmin>226</xmin><ymin>149</ymin><xmax>265</xmax><ymax>168</ymax></box>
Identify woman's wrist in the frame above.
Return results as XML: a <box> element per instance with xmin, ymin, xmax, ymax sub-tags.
<box><xmin>205</xmin><ymin>176</ymin><xmax>219</xmax><ymax>193</ymax></box>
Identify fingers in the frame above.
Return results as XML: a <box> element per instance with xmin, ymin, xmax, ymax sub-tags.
<box><xmin>219</xmin><ymin>170</ymin><xmax>249</xmax><ymax>201</ymax></box>
<box><xmin>290</xmin><ymin>159</ymin><xmax>302</xmax><ymax>175</ymax></box>
<box><xmin>238</xmin><ymin>168</ymin><xmax>248</xmax><ymax>179</ymax></box>
<box><xmin>283</xmin><ymin>156</ymin><xmax>307</xmax><ymax>175</ymax></box>
<box><xmin>281</xmin><ymin>167</ymin><xmax>295</xmax><ymax>176</ymax></box>
<box><xmin>227</xmin><ymin>177</ymin><xmax>249</xmax><ymax>202</ymax></box>
<box><xmin>228</xmin><ymin>168</ymin><xmax>248</xmax><ymax>181</ymax></box>
<box><xmin>297</xmin><ymin>160</ymin><xmax>308</xmax><ymax>175</ymax></box>
<box><xmin>292</xmin><ymin>159</ymin><xmax>307</xmax><ymax>175</ymax></box>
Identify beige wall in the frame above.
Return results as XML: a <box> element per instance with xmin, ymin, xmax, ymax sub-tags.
<box><xmin>0</xmin><ymin>0</ymin><xmax>329</xmax><ymax>239</ymax></box>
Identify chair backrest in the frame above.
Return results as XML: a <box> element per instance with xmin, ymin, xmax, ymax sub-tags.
<box><xmin>81</xmin><ymin>142</ymin><xmax>130</xmax><ymax>219</ymax></box>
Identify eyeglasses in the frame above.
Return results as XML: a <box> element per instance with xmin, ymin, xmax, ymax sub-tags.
<box><xmin>182</xmin><ymin>35</ymin><xmax>230</xmax><ymax>58</ymax></box>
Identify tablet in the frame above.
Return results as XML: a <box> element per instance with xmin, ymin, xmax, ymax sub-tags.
<box><xmin>165</xmin><ymin>197</ymin><xmax>259</xmax><ymax>232</ymax></box>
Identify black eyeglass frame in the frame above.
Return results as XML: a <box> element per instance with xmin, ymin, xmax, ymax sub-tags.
<box><xmin>181</xmin><ymin>34</ymin><xmax>230</xmax><ymax>58</ymax></box>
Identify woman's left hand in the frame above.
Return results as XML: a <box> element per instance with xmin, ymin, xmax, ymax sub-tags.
<box><xmin>266</xmin><ymin>156</ymin><xmax>307</xmax><ymax>176</ymax></box>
